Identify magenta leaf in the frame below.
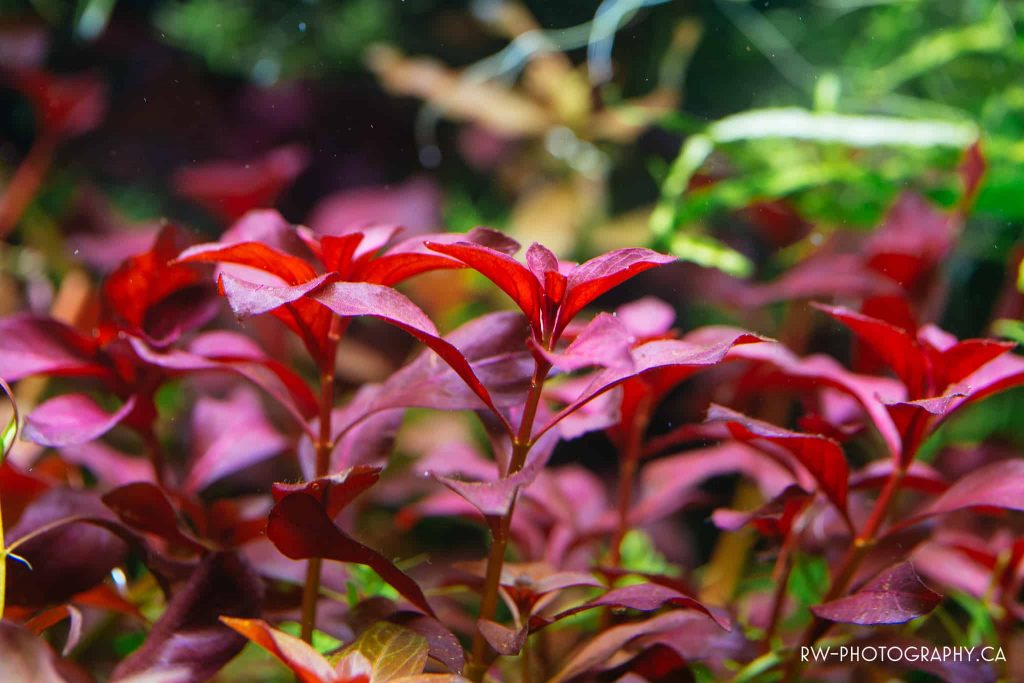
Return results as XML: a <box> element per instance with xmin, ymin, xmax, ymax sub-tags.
<box><xmin>308</xmin><ymin>175</ymin><xmax>441</xmax><ymax>236</ymax></box>
<box><xmin>267</xmin><ymin>491</ymin><xmax>434</xmax><ymax>616</ymax></box>
<box><xmin>23</xmin><ymin>394</ymin><xmax>136</xmax><ymax>447</ymax></box>
<box><xmin>112</xmin><ymin>552</ymin><xmax>263</xmax><ymax>683</ymax></box>
<box><xmin>811</xmin><ymin>561</ymin><xmax>940</xmax><ymax>625</ymax></box>
<box><xmin>614</xmin><ymin>297</ymin><xmax>676</xmax><ymax>338</ymax></box>
<box><xmin>128</xmin><ymin>333</ymin><xmax>318</xmax><ymax>429</ymax></box>
<box><xmin>540</xmin><ymin>312</ymin><xmax>635</xmax><ymax>372</ymax></box>
<box><xmin>184</xmin><ymin>388</ymin><xmax>288</xmax><ymax>493</ymax></box>
<box><xmin>917</xmin><ymin>459</ymin><xmax>1024</xmax><ymax>520</ymax></box>
<box><xmin>0</xmin><ymin>313</ymin><xmax>104</xmax><ymax>382</ymax></box>
<box><xmin>711</xmin><ymin>485</ymin><xmax>811</xmax><ymax>538</ymax></box>
<box><xmin>540</xmin><ymin>328</ymin><xmax>763</xmax><ymax>437</ymax></box>
<box><xmin>727</xmin><ymin>341</ymin><xmax>905</xmax><ymax>459</ymax></box>
<box><xmin>308</xmin><ymin>281</ymin><xmax>510</xmax><ymax>426</ymax></box>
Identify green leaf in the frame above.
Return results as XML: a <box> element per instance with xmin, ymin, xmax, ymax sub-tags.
<box><xmin>992</xmin><ymin>319</ymin><xmax>1024</xmax><ymax>344</ymax></box>
<box><xmin>278</xmin><ymin>621</ymin><xmax>343</xmax><ymax>656</ymax></box>
<box><xmin>335</xmin><ymin>622</ymin><xmax>428</xmax><ymax>682</ymax></box>
<box><xmin>669</xmin><ymin>233</ymin><xmax>753</xmax><ymax>278</ymax></box>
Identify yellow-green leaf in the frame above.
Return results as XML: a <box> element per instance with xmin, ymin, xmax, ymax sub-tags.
<box><xmin>336</xmin><ymin>622</ymin><xmax>428</xmax><ymax>683</ymax></box>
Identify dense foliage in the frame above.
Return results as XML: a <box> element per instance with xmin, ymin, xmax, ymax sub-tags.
<box><xmin>1</xmin><ymin>1</ymin><xmax>1024</xmax><ymax>682</ymax></box>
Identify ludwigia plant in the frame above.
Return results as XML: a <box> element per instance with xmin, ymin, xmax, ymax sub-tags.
<box><xmin>1</xmin><ymin>53</ymin><xmax>1023</xmax><ymax>681</ymax></box>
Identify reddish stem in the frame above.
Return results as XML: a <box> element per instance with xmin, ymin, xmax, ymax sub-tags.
<box><xmin>784</xmin><ymin>464</ymin><xmax>907</xmax><ymax>678</ymax></box>
<box><xmin>609</xmin><ymin>397</ymin><xmax>651</xmax><ymax>569</ymax></box>
<box><xmin>299</xmin><ymin>315</ymin><xmax>342</xmax><ymax>643</ymax></box>
<box><xmin>469</xmin><ymin>357</ymin><xmax>551</xmax><ymax>680</ymax></box>
<box><xmin>0</xmin><ymin>133</ymin><xmax>57</xmax><ymax>239</ymax></box>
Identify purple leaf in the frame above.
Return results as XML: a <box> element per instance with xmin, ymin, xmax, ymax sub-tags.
<box><xmin>361</xmin><ymin>311</ymin><xmax>532</xmax><ymax>416</ymax></box>
<box><xmin>634</xmin><ymin>443</ymin><xmax>794</xmax><ymax>526</ymax></box>
<box><xmin>540</xmin><ymin>313</ymin><xmax>634</xmax><ymax>372</ymax></box>
<box><xmin>478</xmin><ymin>620</ymin><xmax>527</xmax><ymax>656</ymax></box>
<box><xmin>112</xmin><ymin>552</ymin><xmax>263</xmax><ymax>683</ymax></box>
<box><xmin>184</xmin><ymin>388</ymin><xmax>288</xmax><ymax>493</ymax></box>
<box><xmin>811</xmin><ymin>562</ymin><xmax>940</xmax><ymax>625</ymax></box>
<box><xmin>298</xmin><ymin>390</ymin><xmax>404</xmax><ymax>479</ymax></box>
<box><xmin>23</xmin><ymin>394</ymin><xmax>136</xmax><ymax>448</ymax></box>
<box><xmin>727</xmin><ymin>342</ymin><xmax>905</xmax><ymax>460</ymax></box>
<box><xmin>432</xmin><ymin>431</ymin><xmax>559</xmax><ymax>520</ymax></box>
<box><xmin>5</xmin><ymin>489</ymin><xmax>130</xmax><ymax>607</ymax></box>
<box><xmin>532</xmin><ymin>582</ymin><xmax>729</xmax><ymax>631</ymax></box>
<box><xmin>549</xmin><ymin>611</ymin><xmax>709</xmax><ymax>683</ymax></box>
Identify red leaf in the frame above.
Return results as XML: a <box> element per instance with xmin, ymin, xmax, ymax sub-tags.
<box><xmin>220</xmin><ymin>618</ymin><xmax>336</xmax><ymax>683</ymax></box>
<box><xmin>271</xmin><ymin>466</ymin><xmax>382</xmax><ymax>518</ymax></box>
<box><xmin>814</xmin><ymin>304</ymin><xmax>927</xmax><ymax>396</ymax></box>
<box><xmin>172</xmin><ymin>145</ymin><xmax>309</xmax><ymax>223</ymax></box>
<box><xmin>23</xmin><ymin>394</ymin><xmax>136</xmax><ymax>447</ymax></box>
<box><xmin>811</xmin><ymin>561</ymin><xmax>940</xmax><ymax>625</ymax></box>
<box><xmin>426</xmin><ymin>241</ymin><xmax>542</xmax><ymax>332</ymax></box>
<box><xmin>556</xmin><ymin>248</ymin><xmax>676</xmax><ymax>335</ymax></box>
<box><xmin>102</xmin><ymin>483</ymin><xmax>206</xmax><ymax>553</ymax></box>
<box><xmin>267</xmin><ymin>492</ymin><xmax>435</xmax><ymax>616</ymax></box>
<box><xmin>103</xmin><ymin>225</ymin><xmax>211</xmax><ymax>340</ymax></box>
<box><xmin>11</xmin><ymin>68</ymin><xmax>106</xmax><ymax>138</ymax></box>
<box><xmin>706</xmin><ymin>404</ymin><xmax>849</xmax><ymax>516</ymax></box>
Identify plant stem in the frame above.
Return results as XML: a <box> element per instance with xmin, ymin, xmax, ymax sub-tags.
<box><xmin>299</xmin><ymin>315</ymin><xmax>342</xmax><ymax>644</ymax></box>
<box><xmin>469</xmin><ymin>358</ymin><xmax>550</xmax><ymax>680</ymax></box>
<box><xmin>0</xmin><ymin>134</ymin><xmax>56</xmax><ymax>239</ymax></box>
<box><xmin>0</xmin><ymin>491</ymin><xmax>6</xmax><ymax>620</ymax></box>
<box><xmin>761</xmin><ymin>536</ymin><xmax>795</xmax><ymax>650</ymax></box>
<box><xmin>784</xmin><ymin>464</ymin><xmax>906</xmax><ymax>679</ymax></box>
<box><xmin>609</xmin><ymin>397</ymin><xmax>651</xmax><ymax>568</ymax></box>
